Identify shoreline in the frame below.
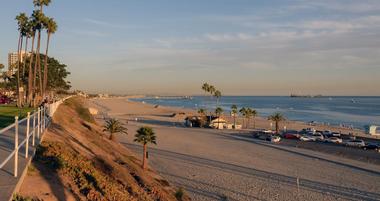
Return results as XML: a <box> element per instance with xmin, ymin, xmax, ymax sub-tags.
<box><xmin>95</xmin><ymin>97</ymin><xmax>378</xmax><ymax>140</ymax></box>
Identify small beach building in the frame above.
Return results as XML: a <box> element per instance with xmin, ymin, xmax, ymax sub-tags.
<box><xmin>365</xmin><ymin>125</ymin><xmax>380</xmax><ymax>136</ymax></box>
<box><xmin>209</xmin><ymin>118</ymin><xmax>227</xmax><ymax>129</ymax></box>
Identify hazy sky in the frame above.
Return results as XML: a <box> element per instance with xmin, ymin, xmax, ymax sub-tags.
<box><xmin>1</xmin><ymin>0</ymin><xmax>380</xmax><ymax>95</ymax></box>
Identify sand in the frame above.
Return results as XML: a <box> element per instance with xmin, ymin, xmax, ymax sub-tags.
<box><xmin>89</xmin><ymin>97</ymin><xmax>380</xmax><ymax>201</ymax></box>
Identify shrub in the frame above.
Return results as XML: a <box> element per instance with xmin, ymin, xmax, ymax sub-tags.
<box><xmin>174</xmin><ymin>187</ymin><xmax>185</xmax><ymax>200</ymax></box>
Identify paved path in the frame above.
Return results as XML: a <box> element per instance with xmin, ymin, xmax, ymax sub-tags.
<box><xmin>0</xmin><ymin>114</ymin><xmax>47</xmax><ymax>201</ymax></box>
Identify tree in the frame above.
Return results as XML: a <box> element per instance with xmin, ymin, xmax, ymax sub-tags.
<box><xmin>239</xmin><ymin>107</ymin><xmax>247</xmax><ymax>128</ymax></box>
<box><xmin>215</xmin><ymin>107</ymin><xmax>224</xmax><ymax>129</ymax></box>
<box><xmin>27</xmin><ymin>16</ymin><xmax>37</xmax><ymax>106</ymax></box>
<box><xmin>197</xmin><ymin>108</ymin><xmax>206</xmax><ymax>116</ymax></box>
<box><xmin>134</xmin><ymin>127</ymin><xmax>157</xmax><ymax>170</ymax></box>
<box><xmin>42</xmin><ymin>17</ymin><xmax>57</xmax><ymax>96</ymax></box>
<box><xmin>214</xmin><ymin>90</ymin><xmax>221</xmax><ymax>106</ymax></box>
<box><xmin>15</xmin><ymin>13</ymin><xmax>29</xmax><ymax>107</ymax></box>
<box><xmin>208</xmin><ymin>85</ymin><xmax>216</xmax><ymax>96</ymax></box>
<box><xmin>201</xmin><ymin>83</ymin><xmax>209</xmax><ymax>97</ymax></box>
<box><xmin>251</xmin><ymin>109</ymin><xmax>258</xmax><ymax>129</ymax></box>
<box><xmin>231</xmin><ymin>105</ymin><xmax>238</xmax><ymax>129</ymax></box>
<box><xmin>268</xmin><ymin>113</ymin><xmax>286</xmax><ymax>134</ymax></box>
<box><xmin>103</xmin><ymin>118</ymin><xmax>127</xmax><ymax>140</ymax></box>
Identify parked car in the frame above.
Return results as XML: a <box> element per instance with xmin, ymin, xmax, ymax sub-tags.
<box><xmin>363</xmin><ymin>143</ymin><xmax>380</xmax><ymax>151</ymax></box>
<box><xmin>0</xmin><ymin>95</ymin><xmax>12</xmax><ymax>104</ymax></box>
<box><xmin>312</xmin><ymin>133</ymin><xmax>324</xmax><ymax>141</ymax></box>
<box><xmin>331</xmin><ymin>132</ymin><xmax>341</xmax><ymax>137</ymax></box>
<box><xmin>282</xmin><ymin>130</ymin><xmax>300</xmax><ymax>139</ymax></box>
<box><xmin>345</xmin><ymin>139</ymin><xmax>365</xmax><ymax>147</ymax></box>
<box><xmin>325</xmin><ymin>137</ymin><xmax>343</xmax><ymax>144</ymax></box>
<box><xmin>271</xmin><ymin>135</ymin><xmax>281</xmax><ymax>143</ymax></box>
<box><xmin>300</xmin><ymin>135</ymin><xmax>316</xmax><ymax>142</ymax></box>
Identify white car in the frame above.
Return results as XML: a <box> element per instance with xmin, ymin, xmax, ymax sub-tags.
<box><xmin>326</xmin><ymin>137</ymin><xmax>343</xmax><ymax>144</ymax></box>
<box><xmin>300</xmin><ymin>135</ymin><xmax>316</xmax><ymax>142</ymax></box>
<box><xmin>345</xmin><ymin>139</ymin><xmax>365</xmax><ymax>147</ymax></box>
<box><xmin>271</xmin><ymin>135</ymin><xmax>281</xmax><ymax>143</ymax></box>
<box><xmin>312</xmin><ymin>133</ymin><xmax>324</xmax><ymax>141</ymax></box>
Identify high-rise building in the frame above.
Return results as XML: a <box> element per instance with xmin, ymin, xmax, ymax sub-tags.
<box><xmin>7</xmin><ymin>51</ymin><xmax>30</xmax><ymax>75</ymax></box>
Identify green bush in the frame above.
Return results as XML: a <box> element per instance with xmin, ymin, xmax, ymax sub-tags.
<box><xmin>175</xmin><ymin>187</ymin><xmax>185</xmax><ymax>200</ymax></box>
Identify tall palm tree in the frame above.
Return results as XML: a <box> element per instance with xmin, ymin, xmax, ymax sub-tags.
<box><xmin>134</xmin><ymin>126</ymin><xmax>157</xmax><ymax>170</ymax></box>
<box><xmin>15</xmin><ymin>13</ymin><xmax>28</xmax><ymax>107</ymax></box>
<box><xmin>214</xmin><ymin>90</ymin><xmax>221</xmax><ymax>106</ymax></box>
<box><xmin>245</xmin><ymin>108</ymin><xmax>253</xmax><ymax>129</ymax></box>
<box><xmin>231</xmin><ymin>105</ymin><xmax>238</xmax><ymax>129</ymax></box>
<box><xmin>197</xmin><ymin>108</ymin><xmax>206</xmax><ymax>116</ymax></box>
<box><xmin>31</xmin><ymin>10</ymin><xmax>46</xmax><ymax>102</ymax></box>
<box><xmin>268</xmin><ymin>113</ymin><xmax>286</xmax><ymax>134</ymax></box>
<box><xmin>215</xmin><ymin>107</ymin><xmax>223</xmax><ymax>129</ymax></box>
<box><xmin>32</xmin><ymin>0</ymin><xmax>50</xmax><ymax>101</ymax></box>
<box><xmin>208</xmin><ymin>85</ymin><xmax>216</xmax><ymax>97</ymax></box>
<box><xmin>42</xmin><ymin>17</ymin><xmax>57</xmax><ymax>96</ymax></box>
<box><xmin>251</xmin><ymin>109</ymin><xmax>258</xmax><ymax>129</ymax></box>
<box><xmin>201</xmin><ymin>83</ymin><xmax>209</xmax><ymax>97</ymax></box>
<box><xmin>27</xmin><ymin>17</ymin><xmax>37</xmax><ymax>106</ymax></box>
<box><xmin>103</xmin><ymin>118</ymin><xmax>127</xmax><ymax>140</ymax></box>
<box><xmin>239</xmin><ymin>107</ymin><xmax>247</xmax><ymax>128</ymax></box>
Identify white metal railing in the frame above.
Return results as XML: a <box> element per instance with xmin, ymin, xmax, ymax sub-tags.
<box><xmin>0</xmin><ymin>96</ymin><xmax>72</xmax><ymax>177</ymax></box>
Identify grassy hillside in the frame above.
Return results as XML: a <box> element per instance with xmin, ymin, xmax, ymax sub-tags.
<box><xmin>17</xmin><ymin>97</ymin><xmax>190</xmax><ymax>201</ymax></box>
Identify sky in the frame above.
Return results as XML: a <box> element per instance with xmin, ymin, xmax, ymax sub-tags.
<box><xmin>0</xmin><ymin>0</ymin><xmax>380</xmax><ymax>96</ymax></box>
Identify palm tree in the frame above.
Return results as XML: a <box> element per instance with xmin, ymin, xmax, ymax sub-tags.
<box><xmin>31</xmin><ymin>10</ymin><xmax>46</xmax><ymax>102</ymax></box>
<box><xmin>27</xmin><ymin>17</ymin><xmax>37</xmax><ymax>106</ymax></box>
<box><xmin>42</xmin><ymin>17</ymin><xmax>57</xmax><ymax>96</ymax></box>
<box><xmin>201</xmin><ymin>83</ymin><xmax>209</xmax><ymax>97</ymax></box>
<box><xmin>214</xmin><ymin>90</ymin><xmax>221</xmax><ymax>106</ymax></box>
<box><xmin>197</xmin><ymin>108</ymin><xmax>206</xmax><ymax>116</ymax></box>
<box><xmin>208</xmin><ymin>85</ymin><xmax>216</xmax><ymax>97</ymax></box>
<box><xmin>268</xmin><ymin>113</ymin><xmax>286</xmax><ymax>134</ymax></box>
<box><xmin>15</xmin><ymin>13</ymin><xmax>28</xmax><ymax>107</ymax></box>
<box><xmin>231</xmin><ymin>105</ymin><xmax>238</xmax><ymax>129</ymax></box>
<box><xmin>134</xmin><ymin>127</ymin><xmax>157</xmax><ymax>170</ymax></box>
<box><xmin>245</xmin><ymin>108</ymin><xmax>253</xmax><ymax>129</ymax></box>
<box><xmin>239</xmin><ymin>107</ymin><xmax>247</xmax><ymax>128</ymax></box>
<box><xmin>32</xmin><ymin>0</ymin><xmax>51</xmax><ymax>100</ymax></box>
<box><xmin>215</xmin><ymin>107</ymin><xmax>223</xmax><ymax>129</ymax></box>
<box><xmin>251</xmin><ymin>109</ymin><xmax>258</xmax><ymax>129</ymax></box>
<box><xmin>103</xmin><ymin>118</ymin><xmax>127</xmax><ymax>140</ymax></box>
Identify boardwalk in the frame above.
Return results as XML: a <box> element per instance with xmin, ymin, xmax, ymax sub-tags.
<box><xmin>0</xmin><ymin>112</ymin><xmax>47</xmax><ymax>201</ymax></box>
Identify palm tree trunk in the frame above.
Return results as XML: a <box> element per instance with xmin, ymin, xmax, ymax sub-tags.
<box><xmin>27</xmin><ymin>34</ymin><xmax>35</xmax><ymax>106</ymax></box>
<box><xmin>43</xmin><ymin>32</ymin><xmax>51</xmax><ymax>97</ymax></box>
<box><xmin>16</xmin><ymin>33</ymin><xmax>22</xmax><ymax>107</ymax></box>
<box><xmin>276</xmin><ymin>121</ymin><xmax>279</xmax><ymax>134</ymax></box>
<box><xmin>233</xmin><ymin>115</ymin><xmax>236</xmax><ymax>129</ymax></box>
<box><xmin>142</xmin><ymin>144</ymin><xmax>147</xmax><ymax>170</ymax></box>
<box><xmin>253</xmin><ymin>117</ymin><xmax>256</xmax><ymax>129</ymax></box>
<box><xmin>21</xmin><ymin>37</ymin><xmax>29</xmax><ymax>105</ymax></box>
<box><xmin>37</xmin><ymin>29</ymin><xmax>43</xmax><ymax>98</ymax></box>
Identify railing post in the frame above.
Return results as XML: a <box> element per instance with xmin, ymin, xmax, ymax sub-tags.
<box><xmin>14</xmin><ymin>116</ymin><xmax>19</xmax><ymax>177</ymax></box>
<box><xmin>32</xmin><ymin>111</ymin><xmax>36</xmax><ymax>146</ymax></box>
<box><xmin>37</xmin><ymin>107</ymin><xmax>40</xmax><ymax>139</ymax></box>
<box><xmin>25</xmin><ymin>112</ymin><xmax>30</xmax><ymax>158</ymax></box>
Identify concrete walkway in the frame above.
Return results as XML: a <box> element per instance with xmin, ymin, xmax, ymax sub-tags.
<box><xmin>0</xmin><ymin>114</ymin><xmax>47</xmax><ymax>201</ymax></box>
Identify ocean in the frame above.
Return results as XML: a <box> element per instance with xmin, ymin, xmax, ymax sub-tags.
<box><xmin>130</xmin><ymin>96</ymin><xmax>380</xmax><ymax>129</ymax></box>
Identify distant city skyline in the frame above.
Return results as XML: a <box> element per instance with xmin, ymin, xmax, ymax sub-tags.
<box><xmin>1</xmin><ymin>0</ymin><xmax>380</xmax><ymax>95</ymax></box>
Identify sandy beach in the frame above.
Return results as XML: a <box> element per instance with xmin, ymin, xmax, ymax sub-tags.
<box><xmin>88</xmin><ymin>97</ymin><xmax>380</xmax><ymax>201</ymax></box>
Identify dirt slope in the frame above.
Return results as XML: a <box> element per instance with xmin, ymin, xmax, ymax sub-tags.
<box><xmin>17</xmin><ymin>97</ymin><xmax>189</xmax><ymax>201</ymax></box>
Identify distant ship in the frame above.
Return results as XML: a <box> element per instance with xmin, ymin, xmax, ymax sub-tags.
<box><xmin>290</xmin><ymin>94</ymin><xmax>323</xmax><ymax>98</ymax></box>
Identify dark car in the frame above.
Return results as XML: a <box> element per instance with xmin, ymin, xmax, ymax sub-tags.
<box><xmin>363</xmin><ymin>143</ymin><xmax>380</xmax><ymax>151</ymax></box>
<box><xmin>0</xmin><ymin>95</ymin><xmax>12</xmax><ymax>104</ymax></box>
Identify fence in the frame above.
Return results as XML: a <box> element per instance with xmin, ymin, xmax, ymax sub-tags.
<box><xmin>0</xmin><ymin>96</ymin><xmax>71</xmax><ymax>177</ymax></box>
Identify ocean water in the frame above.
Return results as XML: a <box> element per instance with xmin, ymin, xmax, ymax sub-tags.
<box><xmin>130</xmin><ymin>96</ymin><xmax>380</xmax><ymax>129</ymax></box>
